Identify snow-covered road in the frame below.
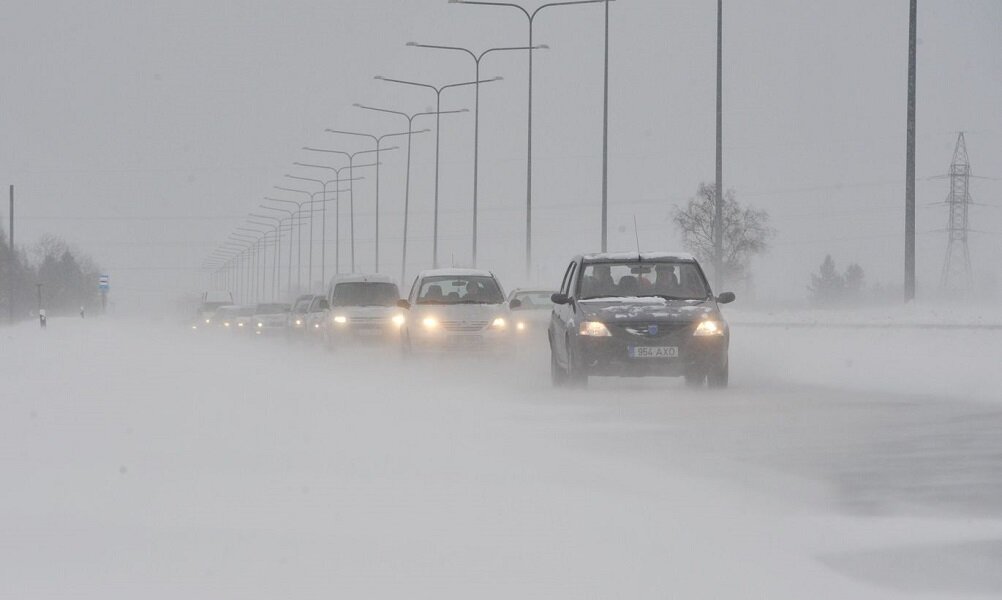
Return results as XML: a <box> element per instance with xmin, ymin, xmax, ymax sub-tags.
<box><xmin>2</xmin><ymin>318</ymin><xmax>1000</xmax><ymax>599</ymax></box>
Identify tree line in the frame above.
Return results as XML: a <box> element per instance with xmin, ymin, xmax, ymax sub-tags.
<box><xmin>0</xmin><ymin>229</ymin><xmax>103</xmax><ymax>320</ymax></box>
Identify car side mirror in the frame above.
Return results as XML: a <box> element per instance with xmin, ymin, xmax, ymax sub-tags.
<box><xmin>509</xmin><ymin>298</ymin><xmax>522</xmax><ymax>310</ymax></box>
<box><xmin>551</xmin><ymin>293</ymin><xmax>570</xmax><ymax>305</ymax></box>
<box><xmin>396</xmin><ymin>299</ymin><xmax>411</xmax><ymax>310</ymax></box>
<box><xmin>716</xmin><ymin>292</ymin><xmax>736</xmax><ymax>304</ymax></box>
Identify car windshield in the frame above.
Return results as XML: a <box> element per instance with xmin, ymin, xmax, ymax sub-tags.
<box><xmin>417</xmin><ymin>276</ymin><xmax>504</xmax><ymax>305</ymax></box>
<box><xmin>332</xmin><ymin>282</ymin><xmax>399</xmax><ymax>307</ymax></box>
<box><xmin>579</xmin><ymin>262</ymin><xmax>710</xmax><ymax>300</ymax></box>
<box><xmin>236</xmin><ymin>306</ymin><xmax>256</xmax><ymax>316</ymax></box>
<box><xmin>512</xmin><ymin>291</ymin><xmax>555</xmax><ymax>310</ymax></box>
<box><xmin>255</xmin><ymin>304</ymin><xmax>289</xmax><ymax>315</ymax></box>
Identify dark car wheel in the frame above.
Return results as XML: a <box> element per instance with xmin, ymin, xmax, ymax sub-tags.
<box><xmin>566</xmin><ymin>338</ymin><xmax>589</xmax><ymax>388</ymax></box>
<box><xmin>550</xmin><ymin>341</ymin><xmax>567</xmax><ymax>387</ymax></box>
<box><xmin>684</xmin><ymin>370</ymin><xmax>707</xmax><ymax>388</ymax></box>
<box><xmin>708</xmin><ymin>358</ymin><xmax>729</xmax><ymax>389</ymax></box>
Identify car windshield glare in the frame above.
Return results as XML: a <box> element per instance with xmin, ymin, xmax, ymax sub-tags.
<box><xmin>332</xmin><ymin>282</ymin><xmax>400</xmax><ymax>307</ymax></box>
<box><xmin>579</xmin><ymin>262</ymin><xmax>709</xmax><ymax>300</ymax></box>
<box><xmin>417</xmin><ymin>276</ymin><xmax>504</xmax><ymax>305</ymax></box>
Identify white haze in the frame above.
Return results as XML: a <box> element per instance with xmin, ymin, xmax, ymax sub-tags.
<box><xmin>3</xmin><ymin>317</ymin><xmax>1002</xmax><ymax>598</ymax></box>
<box><xmin>1</xmin><ymin>1</ymin><xmax>1000</xmax><ymax>312</ymax></box>
<box><xmin>2</xmin><ymin>1</ymin><xmax>1002</xmax><ymax>598</ymax></box>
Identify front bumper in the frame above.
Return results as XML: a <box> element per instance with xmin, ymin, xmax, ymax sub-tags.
<box><xmin>576</xmin><ymin>327</ymin><xmax>727</xmax><ymax>377</ymax></box>
<box><xmin>409</xmin><ymin>328</ymin><xmax>514</xmax><ymax>354</ymax></box>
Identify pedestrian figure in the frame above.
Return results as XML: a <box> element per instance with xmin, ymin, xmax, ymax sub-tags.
<box><xmin>39</xmin><ymin>309</ymin><xmax>47</xmax><ymax>329</ymax></box>
<box><xmin>80</xmin><ymin>306</ymin><xmax>85</xmax><ymax>319</ymax></box>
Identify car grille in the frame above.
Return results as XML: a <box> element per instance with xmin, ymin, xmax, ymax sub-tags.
<box><xmin>442</xmin><ymin>320</ymin><xmax>489</xmax><ymax>333</ymax></box>
<box><xmin>618</xmin><ymin>322</ymin><xmax>690</xmax><ymax>339</ymax></box>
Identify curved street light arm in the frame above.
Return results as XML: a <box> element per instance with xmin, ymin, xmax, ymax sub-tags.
<box><xmin>375</xmin><ymin>75</ymin><xmax>439</xmax><ymax>93</ymax></box>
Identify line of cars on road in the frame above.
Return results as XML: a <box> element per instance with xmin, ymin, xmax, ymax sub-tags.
<box><xmin>192</xmin><ymin>252</ymin><xmax>736</xmax><ymax>388</ymax></box>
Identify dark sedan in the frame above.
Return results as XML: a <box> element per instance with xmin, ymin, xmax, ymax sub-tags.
<box><xmin>548</xmin><ymin>252</ymin><xmax>735</xmax><ymax>388</ymax></box>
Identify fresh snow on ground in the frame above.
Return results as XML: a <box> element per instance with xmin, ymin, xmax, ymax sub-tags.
<box><xmin>1</xmin><ymin>317</ymin><xmax>1000</xmax><ymax>598</ymax></box>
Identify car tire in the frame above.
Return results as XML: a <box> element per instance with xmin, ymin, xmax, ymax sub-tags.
<box><xmin>684</xmin><ymin>370</ymin><xmax>706</xmax><ymax>388</ymax></box>
<box><xmin>550</xmin><ymin>340</ymin><xmax>567</xmax><ymax>387</ymax></box>
<box><xmin>566</xmin><ymin>338</ymin><xmax>589</xmax><ymax>388</ymax></box>
<box><xmin>708</xmin><ymin>358</ymin><xmax>729</xmax><ymax>389</ymax></box>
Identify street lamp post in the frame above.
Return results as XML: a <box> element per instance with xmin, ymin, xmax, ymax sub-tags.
<box><xmin>354</xmin><ymin>103</ymin><xmax>467</xmax><ymax>286</ymax></box>
<box><xmin>299</xmin><ymin>148</ymin><xmax>390</xmax><ymax>274</ymax></box>
<box><xmin>290</xmin><ymin>164</ymin><xmax>368</xmax><ymax>277</ymax></box>
<box><xmin>279</xmin><ymin>175</ymin><xmax>328</xmax><ymax>291</ymax></box>
<box><xmin>249</xmin><ymin>216</ymin><xmax>284</xmax><ymax>300</ymax></box>
<box><xmin>450</xmin><ymin>0</ymin><xmax>612</xmax><ymax>274</ymax></box>
<box><xmin>274</xmin><ymin>187</ymin><xmax>322</xmax><ymax>291</ymax></box>
<box><xmin>324</xmin><ymin>128</ymin><xmax>422</xmax><ymax>273</ymax></box>
<box><xmin>374</xmin><ymin>75</ymin><xmax>488</xmax><ymax>268</ymax></box>
<box><xmin>230</xmin><ymin>235</ymin><xmax>258</xmax><ymax>303</ymax></box>
<box><xmin>407</xmin><ymin>41</ymin><xmax>542</xmax><ymax>267</ymax></box>
<box><xmin>262</xmin><ymin>198</ymin><xmax>307</xmax><ymax>294</ymax></box>
<box><xmin>714</xmin><ymin>0</ymin><xmax>724</xmax><ymax>290</ymax></box>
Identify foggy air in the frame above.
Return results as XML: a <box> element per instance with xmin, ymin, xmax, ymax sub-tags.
<box><xmin>2</xmin><ymin>1</ymin><xmax>1001</xmax><ymax>598</ymax></box>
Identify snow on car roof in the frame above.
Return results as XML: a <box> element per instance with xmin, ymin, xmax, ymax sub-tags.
<box><xmin>581</xmin><ymin>251</ymin><xmax>697</xmax><ymax>262</ymax></box>
<box><xmin>330</xmin><ymin>273</ymin><xmax>395</xmax><ymax>285</ymax></box>
<box><xmin>417</xmin><ymin>268</ymin><xmax>495</xmax><ymax>278</ymax></box>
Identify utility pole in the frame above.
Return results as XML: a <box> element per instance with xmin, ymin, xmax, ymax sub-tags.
<box><xmin>714</xmin><ymin>0</ymin><xmax>724</xmax><ymax>290</ymax></box>
<box><xmin>904</xmin><ymin>0</ymin><xmax>917</xmax><ymax>302</ymax></box>
<box><xmin>8</xmin><ymin>185</ymin><xmax>13</xmax><ymax>324</ymax></box>
<box><xmin>601</xmin><ymin>0</ymin><xmax>610</xmax><ymax>253</ymax></box>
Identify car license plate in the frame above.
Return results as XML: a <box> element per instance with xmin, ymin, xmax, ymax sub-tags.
<box><xmin>629</xmin><ymin>346</ymin><xmax>678</xmax><ymax>359</ymax></box>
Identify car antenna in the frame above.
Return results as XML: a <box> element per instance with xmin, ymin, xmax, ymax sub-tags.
<box><xmin>633</xmin><ymin>215</ymin><xmax>642</xmax><ymax>258</ymax></box>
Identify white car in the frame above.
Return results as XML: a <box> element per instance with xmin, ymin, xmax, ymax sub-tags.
<box><xmin>324</xmin><ymin>274</ymin><xmax>405</xmax><ymax>348</ymax></box>
<box><xmin>399</xmin><ymin>269</ymin><xmax>520</xmax><ymax>354</ymax></box>
<box><xmin>507</xmin><ymin>288</ymin><xmax>558</xmax><ymax>335</ymax></box>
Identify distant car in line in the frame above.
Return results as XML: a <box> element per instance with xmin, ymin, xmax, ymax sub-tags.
<box><xmin>287</xmin><ymin>295</ymin><xmax>314</xmax><ymax>340</ymax></box>
<box><xmin>548</xmin><ymin>252</ymin><xmax>735</xmax><ymax>388</ymax></box>
<box><xmin>507</xmin><ymin>288</ymin><xmax>557</xmax><ymax>336</ymax></box>
<box><xmin>252</xmin><ymin>303</ymin><xmax>291</xmax><ymax>337</ymax></box>
<box><xmin>323</xmin><ymin>274</ymin><xmax>405</xmax><ymax>350</ymax></box>
<box><xmin>303</xmin><ymin>295</ymin><xmax>330</xmax><ymax>341</ymax></box>
<box><xmin>398</xmin><ymin>268</ymin><xmax>520</xmax><ymax>355</ymax></box>
<box><xmin>214</xmin><ymin>305</ymin><xmax>248</xmax><ymax>332</ymax></box>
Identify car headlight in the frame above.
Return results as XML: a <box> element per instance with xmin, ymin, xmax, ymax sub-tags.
<box><xmin>237</xmin><ymin>322</ymin><xmax>244</xmax><ymax>327</ymax></box>
<box><xmin>491</xmin><ymin>317</ymin><xmax>507</xmax><ymax>329</ymax></box>
<box><xmin>579</xmin><ymin>321</ymin><xmax>611</xmax><ymax>337</ymax></box>
<box><xmin>314</xmin><ymin>323</ymin><xmax>320</xmax><ymax>329</ymax></box>
<box><xmin>422</xmin><ymin>316</ymin><xmax>439</xmax><ymax>329</ymax></box>
<box><xmin>205</xmin><ymin>319</ymin><xmax>211</xmax><ymax>324</ymax></box>
<box><xmin>257</xmin><ymin>322</ymin><xmax>264</xmax><ymax>328</ymax></box>
<box><xmin>191</xmin><ymin>325</ymin><xmax>198</xmax><ymax>330</ymax></box>
<box><xmin>516</xmin><ymin>321</ymin><xmax>526</xmax><ymax>331</ymax></box>
<box><xmin>224</xmin><ymin>322</ymin><xmax>231</xmax><ymax>327</ymax></box>
<box><xmin>333</xmin><ymin>315</ymin><xmax>348</xmax><ymax>324</ymax></box>
<box><xmin>694</xmin><ymin>320</ymin><xmax>725</xmax><ymax>336</ymax></box>
<box><xmin>391</xmin><ymin>314</ymin><xmax>406</xmax><ymax>327</ymax></box>
<box><xmin>295</xmin><ymin>319</ymin><xmax>302</xmax><ymax>326</ymax></box>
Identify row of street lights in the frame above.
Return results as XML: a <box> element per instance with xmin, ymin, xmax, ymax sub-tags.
<box><xmin>205</xmin><ymin>0</ymin><xmax>614</xmax><ymax>303</ymax></box>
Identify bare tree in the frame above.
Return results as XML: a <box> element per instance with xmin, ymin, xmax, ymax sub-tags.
<box><xmin>672</xmin><ymin>183</ymin><xmax>773</xmax><ymax>287</ymax></box>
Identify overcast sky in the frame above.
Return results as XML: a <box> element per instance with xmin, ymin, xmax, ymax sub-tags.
<box><xmin>2</xmin><ymin>0</ymin><xmax>999</xmax><ymax>310</ymax></box>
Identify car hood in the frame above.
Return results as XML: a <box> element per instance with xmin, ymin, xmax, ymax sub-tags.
<box><xmin>578</xmin><ymin>298</ymin><xmax>716</xmax><ymax>323</ymax></box>
<box><xmin>410</xmin><ymin>303</ymin><xmax>507</xmax><ymax>321</ymax></box>
<box><xmin>330</xmin><ymin>305</ymin><xmax>397</xmax><ymax>318</ymax></box>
